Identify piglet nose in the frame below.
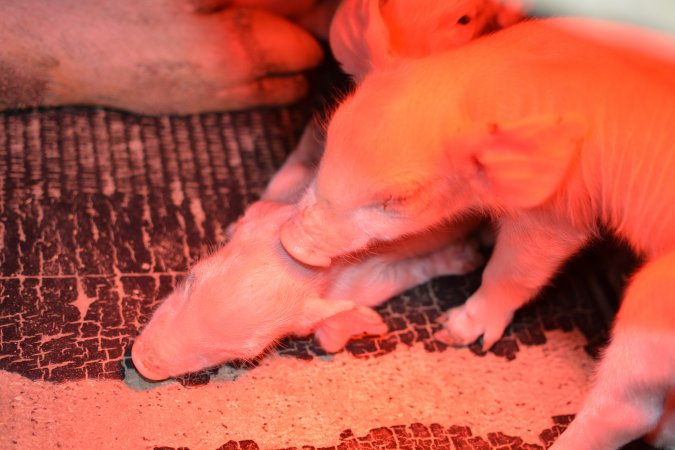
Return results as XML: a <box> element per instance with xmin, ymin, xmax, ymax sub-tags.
<box><xmin>280</xmin><ymin>213</ymin><xmax>332</xmax><ymax>268</ymax></box>
<box><xmin>131</xmin><ymin>338</ymin><xmax>170</xmax><ymax>381</ymax></box>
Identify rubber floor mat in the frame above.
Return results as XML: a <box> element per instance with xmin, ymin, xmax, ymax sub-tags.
<box><xmin>0</xmin><ymin>97</ymin><xmax>651</xmax><ymax>449</ymax></box>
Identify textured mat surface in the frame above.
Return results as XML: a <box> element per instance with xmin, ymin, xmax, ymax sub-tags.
<box><xmin>0</xmin><ymin>92</ymin><xmax>649</xmax><ymax>449</ymax></box>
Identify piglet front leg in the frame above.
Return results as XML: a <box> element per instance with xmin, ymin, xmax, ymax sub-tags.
<box><xmin>262</xmin><ymin>120</ymin><xmax>325</xmax><ymax>202</ymax></box>
<box><xmin>316</xmin><ymin>234</ymin><xmax>483</xmax><ymax>353</ymax></box>
<box><xmin>328</xmin><ymin>235</ymin><xmax>483</xmax><ymax>308</ymax></box>
<box><xmin>436</xmin><ymin>213</ymin><xmax>590</xmax><ymax>351</ymax></box>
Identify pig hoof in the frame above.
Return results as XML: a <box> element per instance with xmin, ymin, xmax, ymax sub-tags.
<box><xmin>315</xmin><ymin>306</ymin><xmax>387</xmax><ymax>353</ymax></box>
<box><xmin>435</xmin><ymin>303</ymin><xmax>511</xmax><ymax>351</ymax></box>
<box><xmin>434</xmin><ymin>305</ymin><xmax>482</xmax><ymax>347</ymax></box>
<box><xmin>436</xmin><ymin>241</ymin><xmax>484</xmax><ymax>275</ymax></box>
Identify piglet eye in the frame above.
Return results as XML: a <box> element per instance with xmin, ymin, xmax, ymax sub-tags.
<box><xmin>457</xmin><ymin>15</ymin><xmax>472</xmax><ymax>25</ymax></box>
<box><xmin>382</xmin><ymin>194</ymin><xmax>411</xmax><ymax>211</ymax></box>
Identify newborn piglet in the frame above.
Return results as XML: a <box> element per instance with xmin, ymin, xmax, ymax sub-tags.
<box><xmin>279</xmin><ymin>18</ymin><xmax>675</xmax><ymax>449</ymax></box>
<box><xmin>262</xmin><ymin>0</ymin><xmax>526</xmax><ymax>203</ymax></box>
<box><xmin>132</xmin><ymin>200</ymin><xmax>481</xmax><ymax>381</ymax></box>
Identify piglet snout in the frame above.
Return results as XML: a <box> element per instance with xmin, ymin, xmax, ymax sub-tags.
<box><xmin>131</xmin><ymin>337</ymin><xmax>170</xmax><ymax>381</ymax></box>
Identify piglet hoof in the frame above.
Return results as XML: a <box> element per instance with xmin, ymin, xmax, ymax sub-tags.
<box><xmin>434</xmin><ymin>305</ymin><xmax>482</xmax><ymax>348</ymax></box>
<box><xmin>436</xmin><ymin>240</ymin><xmax>484</xmax><ymax>275</ymax></box>
<box><xmin>315</xmin><ymin>306</ymin><xmax>387</xmax><ymax>353</ymax></box>
<box><xmin>435</xmin><ymin>302</ymin><xmax>512</xmax><ymax>351</ymax></box>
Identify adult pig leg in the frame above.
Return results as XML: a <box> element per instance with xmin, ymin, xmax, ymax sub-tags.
<box><xmin>188</xmin><ymin>0</ymin><xmax>317</xmax><ymax>17</ymax></box>
<box><xmin>549</xmin><ymin>252</ymin><xmax>675</xmax><ymax>450</ymax></box>
<box><xmin>436</xmin><ymin>211</ymin><xmax>590</xmax><ymax>351</ymax></box>
<box><xmin>0</xmin><ymin>0</ymin><xmax>323</xmax><ymax>114</ymax></box>
<box><xmin>190</xmin><ymin>0</ymin><xmax>340</xmax><ymax>38</ymax></box>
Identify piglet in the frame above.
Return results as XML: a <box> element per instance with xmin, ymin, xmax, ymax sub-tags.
<box><xmin>131</xmin><ymin>200</ymin><xmax>481</xmax><ymax>381</ymax></box>
<box><xmin>262</xmin><ymin>0</ymin><xmax>527</xmax><ymax>203</ymax></box>
<box><xmin>279</xmin><ymin>18</ymin><xmax>675</xmax><ymax>449</ymax></box>
<box><xmin>329</xmin><ymin>0</ymin><xmax>526</xmax><ymax>82</ymax></box>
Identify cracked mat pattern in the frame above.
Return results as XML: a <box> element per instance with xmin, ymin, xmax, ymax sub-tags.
<box><xmin>0</xmin><ymin>106</ymin><xmax>650</xmax><ymax>450</ymax></box>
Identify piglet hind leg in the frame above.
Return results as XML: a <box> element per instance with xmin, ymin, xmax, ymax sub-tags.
<box><xmin>549</xmin><ymin>252</ymin><xmax>675</xmax><ymax>450</ymax></box>
<box><xmin>647</xmin><ymin>389</ymin><xmax>675</xmax><ymax>449</ymax></box>
<box><xmin>436</xmin><ymin>214</ymin><xmax>591</xmax><ymax>351</ymax></box>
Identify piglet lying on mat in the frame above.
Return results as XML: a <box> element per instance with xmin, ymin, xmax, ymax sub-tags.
<box><xmin>132</xmin><ymin>200</ymin><xmax>481</xmax><ymax>381</ymax></box>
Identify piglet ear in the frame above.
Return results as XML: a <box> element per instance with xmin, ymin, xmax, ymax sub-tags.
<box><xmin>492</xmin><ymin>0</ymin><xmax>532</xmax><ymax>28</ymax></box>
<box><xmin>329</xmin><ymin>0</ymin><xmax>391</xmax><ymax>80</ymax></box>
<box><xmin>455</xmin><ymin>114</ymin><xmax>588</xmax><ymax>209</ymax></box>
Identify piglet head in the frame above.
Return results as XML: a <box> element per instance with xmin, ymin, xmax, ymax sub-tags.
<box><xmin>280</xmin><ymin>65</ymin><xmax>475</xmax><ymax>267</ymax></box>
<box><xmin>328</xmin><ymin>0</ymin><xmax>528</xmax><ymax>82</ymax></box>
<box><xmin>132</xmin><ymin>201</ymin><xmax>357</xmax><ymax>381</ymax></box>
<box><xmin>280</xmin><ymin>60</ymin><xmax>587</xmax><ymax>267</ymax></box>
<box><xmin>279</xmin><ymin>187</ymin><xmax>369</xmax><ymax>268</ymax></box>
